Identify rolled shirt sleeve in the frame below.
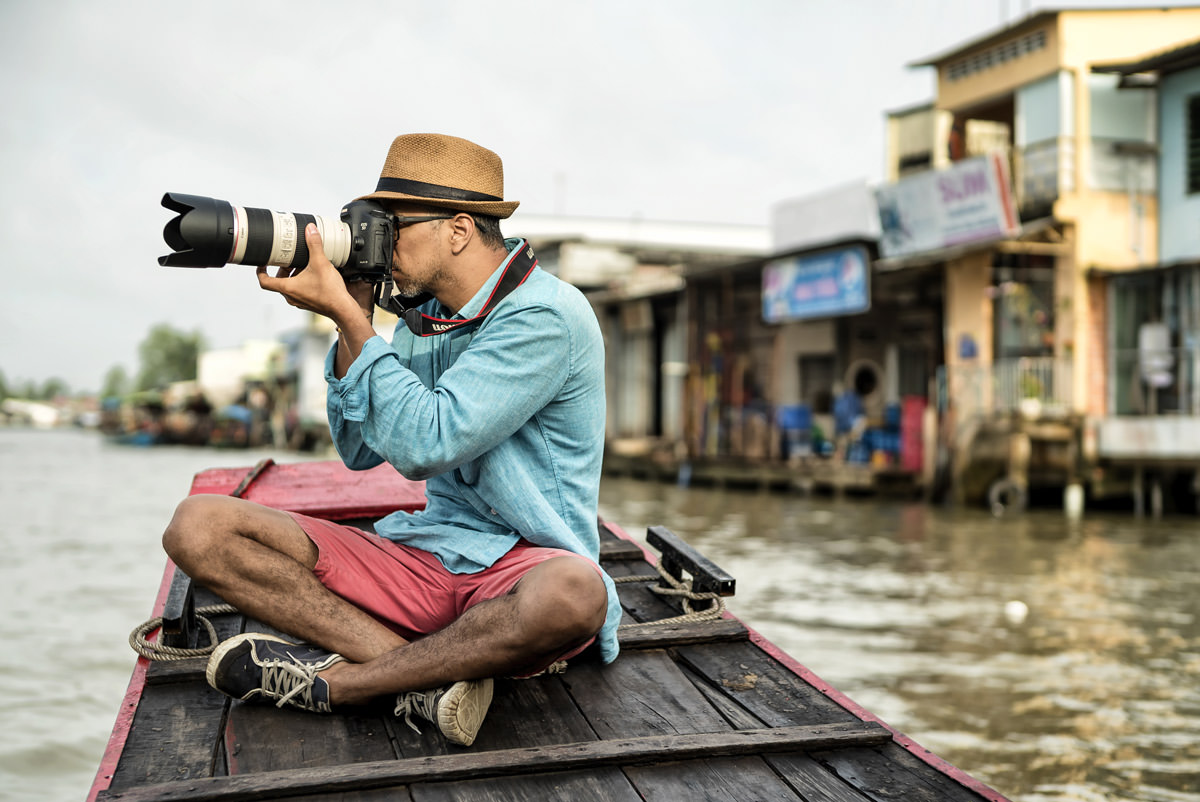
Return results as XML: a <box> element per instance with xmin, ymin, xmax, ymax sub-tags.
<box><xmin>325</xmin><ymin>304</ymin><xmax>573</xmax><ymax>480</ymax></box>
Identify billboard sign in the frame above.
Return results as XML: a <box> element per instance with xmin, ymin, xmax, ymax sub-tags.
<box><xmin>875</xmin><ymin>152</ymin><xmax>1020</xmax><ymax>260</ymax></box>
<box><xmin>762</xmin><ymin>245</ymin><xmax>871</xmax><ymax>323</ymax></box>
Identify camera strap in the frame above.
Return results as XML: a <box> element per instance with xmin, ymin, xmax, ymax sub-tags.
<box><xmin>379</xmin><ymin>239</ymin><xmax>538</xmax><ymax>337</ymax></box>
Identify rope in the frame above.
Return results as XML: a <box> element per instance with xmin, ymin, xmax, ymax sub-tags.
<box><xmin>129</xmin><ymin>603</ymin><xmax>238</xmax><ymax>661</ymax></box>
<box><xmin>131</xmin><ymin>461</ymin><xmax>268</xmax><ymax>662</ymax></box>
<box><xmin>614</xmin><ymin>559</ymin><xmax>726</xmax><ymax>629</ymax></box>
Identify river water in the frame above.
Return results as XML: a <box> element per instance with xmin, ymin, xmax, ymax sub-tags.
<box><xmin>1</xmin><ymin>427</ymin><xmax>1197</xmax><ymax>802</ymax></box>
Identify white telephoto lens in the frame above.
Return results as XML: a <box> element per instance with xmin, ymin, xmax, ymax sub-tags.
<box><xmin>313</xmin><ymin>215</ymin><xmax>351</xmax><ymax>268</ymax></box>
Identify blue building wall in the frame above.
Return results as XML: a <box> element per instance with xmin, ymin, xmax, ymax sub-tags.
<box><xmin>1159</xmin><ymin>66</ymin><xmax>1200</xmax><ymax>263</ymax></box>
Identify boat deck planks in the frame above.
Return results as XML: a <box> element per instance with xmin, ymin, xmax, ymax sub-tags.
<box><xmin>93</xmin><ymin>462</ymin><xmax>1009</xmax><ymax>802</ymax></box>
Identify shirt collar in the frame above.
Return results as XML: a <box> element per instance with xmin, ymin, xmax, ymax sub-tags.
<box><xmin>439</xmin><ymin>238</ymin><xmax>526</xmax><ymax>321</ymax></box>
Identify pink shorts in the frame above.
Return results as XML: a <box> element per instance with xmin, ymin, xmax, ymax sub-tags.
<box><xmin>288</xmin><ymin>512</ymin><xmax>598</xmax><ymax>667</ymax></box>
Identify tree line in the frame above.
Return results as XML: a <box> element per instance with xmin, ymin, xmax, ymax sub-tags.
<box><xmin>1</xmin><ymin>324</ymin><xmax>207</xmax><ymax>401</ymax></box>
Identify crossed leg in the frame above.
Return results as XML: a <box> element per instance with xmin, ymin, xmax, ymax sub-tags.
<box><xmin>161</xmin><ymin>494</ymin><xmax>608</xmax><ymax>706</ymax></box>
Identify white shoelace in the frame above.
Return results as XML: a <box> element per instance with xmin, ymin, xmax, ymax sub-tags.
<box><xmin>260</xmin><ymin>653</ymin><xmax>337</xmax><ymax>712</ymax></box>
<box><xmin>394</xmin><ymin>688</ymin><xmax>440</xmax><ymax>734</ymax></box>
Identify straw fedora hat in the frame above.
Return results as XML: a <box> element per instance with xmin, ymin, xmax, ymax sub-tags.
<box><xmin>356</xmin><ymin>133</ymin><xmax>519</xmax><ymax>218</ymax></box>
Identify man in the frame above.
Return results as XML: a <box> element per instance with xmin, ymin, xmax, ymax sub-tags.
<box><xmin>162</xmin><ymin>133</ymin><xmax>622</xmax><ymax>747</ymax></box>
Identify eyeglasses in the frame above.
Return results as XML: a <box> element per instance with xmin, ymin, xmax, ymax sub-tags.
<box><xmin>391</xmin><ymin>213</ymin><xmax>454</xmax><ymax>240</ymax></box>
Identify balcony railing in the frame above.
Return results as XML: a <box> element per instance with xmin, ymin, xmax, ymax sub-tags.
<box><xmin>1011</xmin><ymin>136</ymin><xmax>1157</xmax><ymax>215</ymax></box>
<box><xmin>937</xmin><ymin>357</ymin><xmax>1074</xmax><ymax>419</ymax></box>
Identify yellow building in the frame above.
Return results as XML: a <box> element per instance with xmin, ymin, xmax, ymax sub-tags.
<box><xmin>879</xmin><ymin>6</ymin><xmax>1200</xmax><ymax>507</ymax></box>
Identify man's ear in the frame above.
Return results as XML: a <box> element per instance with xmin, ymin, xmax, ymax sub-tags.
<box><xmin>447</xmin><ymin>213</ymin><xmax>474</xmax><ymax>255</ymax></box>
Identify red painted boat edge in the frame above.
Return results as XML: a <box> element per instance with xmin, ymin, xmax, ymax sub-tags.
<box><xmin>600</xmin><ymin>518</ymin><xmax>1011</xmax><ymax>802</ymax></box>
<box><xmin>87</xmin><ymin>559</ymin><xmax>179</xmax><ymax>802</ymax></box>
<box><xmin>744</xmin><ymin>626</ymin><xmax>1011</xmax><ymax>802</ymax></box>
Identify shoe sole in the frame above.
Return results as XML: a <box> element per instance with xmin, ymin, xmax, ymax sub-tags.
<box><xmin>437</xmin><ymin>678</ymin><xmax>494</xmax><ymax>747</ymax></box>
<box><xmin>205</xmin><ymin>632</ymin><xmax>293</xmax><ymax>693</ymax></box>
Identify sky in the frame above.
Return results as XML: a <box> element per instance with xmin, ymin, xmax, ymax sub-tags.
<box><xmin>0</xmin><ymin>0</ymin><xmax>1187</xmax><ymax>393</ymax></box>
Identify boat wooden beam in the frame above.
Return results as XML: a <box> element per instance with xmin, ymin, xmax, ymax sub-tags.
<box><xmin>597</xmin><ymin>538</ymin><xmax>645</xmax><ymax>561</ymax></box>
<box><xmin>617</xmin><ymin>617</ymin><xmax>748</xmax><ymax>648</ymax></box>
<box><xmin>97</xmin><ymin>722</ymin><xmax>892</xmax><ymax>802</ymax></box>
<box><xmin>646</xmin><ymin>525</ymin><xmax>737</xmax><ymax>596</ymax></box>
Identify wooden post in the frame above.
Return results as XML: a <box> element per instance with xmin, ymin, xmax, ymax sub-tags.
<box><xmin>1009</xmin><ymin>430</ymin><xmax>1031</xmax><ymax>498</ymax></box>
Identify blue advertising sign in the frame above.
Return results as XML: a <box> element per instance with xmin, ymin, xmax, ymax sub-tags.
<box><xmin>762</xmin><ymin>245</ymin><xmax>871</xmax><ymax>323</ymax></box>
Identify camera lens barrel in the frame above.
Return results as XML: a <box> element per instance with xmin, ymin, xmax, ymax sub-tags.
<box><xmin>159</xmin><ymin>192</ymin><xmax>351</xmax><ymax>269</ymax></box>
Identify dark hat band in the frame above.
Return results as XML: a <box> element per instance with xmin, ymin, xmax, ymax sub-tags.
<box><xmin>375</xmin><ymin>176</ymin><xmax>502</xmax><ymax>203</ymax></box>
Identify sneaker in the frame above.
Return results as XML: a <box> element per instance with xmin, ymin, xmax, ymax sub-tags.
<box><xmin>206</xmin><ymin>633</ymin><xmax>345</xmax><ymax>714</ymax></box>
<box><xmin>394</xmin><ymin>678</ymin><xmax>494</xmax><ymax>747</ymax></box>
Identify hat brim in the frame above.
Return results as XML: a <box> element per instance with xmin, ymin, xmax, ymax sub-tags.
<box><xmin>355</xmin><ymin>190</ymin><xmax>519</xmax><ymax>219</ymax></box>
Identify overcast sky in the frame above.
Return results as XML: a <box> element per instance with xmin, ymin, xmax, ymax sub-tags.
<box><xmin>0</xmin><ymin>0</ymin><xmax>1184</xmax><ymax>393</ymax></box>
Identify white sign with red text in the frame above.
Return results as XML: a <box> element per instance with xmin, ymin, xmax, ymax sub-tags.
<box><xmin>875</xmin><ymin>152</ymin><xmax>1020</xmax><ymax>260</ymax></box>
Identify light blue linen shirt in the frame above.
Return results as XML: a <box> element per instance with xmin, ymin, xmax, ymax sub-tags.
<box><xmin>324</xmin><ymin>238</ymin><xmax>620</xmax><ymax>663</ymax></box>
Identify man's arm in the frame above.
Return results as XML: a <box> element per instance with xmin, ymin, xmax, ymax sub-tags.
<box><xmin>254</xmin><ymin>223</ymin><xmax>386</xmax><ymax>469</ymax></box>
<box><xmin>256</xmin><ymin>224</ymin><xmax>377</xmax><ymax>379</ymax></box>
<box><xmin>336</xmin><ymin>300</ymin><xmax>573</xmax><ymax>480</ymax></box>
<box><xmin>332</xmin><ymin>282</ymin><xmax>376</xmax><ymax>379</ymax></box>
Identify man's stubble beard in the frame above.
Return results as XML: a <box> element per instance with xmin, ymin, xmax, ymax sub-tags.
<box><xmin>393</xmin><ymin>260</ymin><xmax>451</xmax><ymax>303</ymax></box>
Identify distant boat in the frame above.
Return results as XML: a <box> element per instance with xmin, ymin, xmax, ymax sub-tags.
<box><xmin>0</xmin><ymin>398</ymin><xmax>61</xmax><ymax>428</ymax></box>
<box><xmin>89</xmin><ymin>459</ymin><xmax>1011</xmax><ymax>802</ymax></box>
<box><xmin>106</xmin><ymin>430</ymin><xmax>161</xmax><ymax>447</ymax></box>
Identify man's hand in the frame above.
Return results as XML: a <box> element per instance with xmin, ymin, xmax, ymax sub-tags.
<box><xmin>255</xmin><ymin>224</ymin><xmax>377</xmax><ymax>378</ymax></box>
<box><xmin>256</xmin><ymin>224</ymin><xmax>368</xmax><ymax>319</ymax></box>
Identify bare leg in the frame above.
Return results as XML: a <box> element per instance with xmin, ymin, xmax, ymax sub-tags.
<box><xmin>162</xmin><ymin>494</ymin><xmax>608</xmax><ymax>702</ymax></box>
<box><xmin>325</xmin><ymin>555</ymin><xmax>608</xmax><ymax>705</ymax></box>
<box><xmin>162</xmin><ymin>494</ymin><xmax>406</xmax><ymax>663</ymax></box>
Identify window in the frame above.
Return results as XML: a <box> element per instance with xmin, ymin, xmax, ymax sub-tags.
<box><xmin>991</xmin><ymin>258</ymin><xmax>1055</xmax><ymax>360</ymax></box>
<box><xmin>1108</xmin><ymin>267</ymin><xmax>1200</xmax><ymax>416</ymax></box>
<box><xmin>1188</xmin><ymin>94</ymin><xmax>1200</xmax><ymax>194</ymax></box>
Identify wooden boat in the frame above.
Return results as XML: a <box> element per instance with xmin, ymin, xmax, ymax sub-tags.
<box><xmin>90</xmin><ymin>459</ymin><xmax>1011</xmax><ymax>802</ymax></box>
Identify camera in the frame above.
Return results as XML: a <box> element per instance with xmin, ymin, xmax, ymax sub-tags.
<box><xmin>157</xmin><ymin>192</ymin><xmax>395</xmax><ymax>284</ymax></box>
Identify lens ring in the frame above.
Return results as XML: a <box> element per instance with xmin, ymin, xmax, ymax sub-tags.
<box><xmin>230</xmin><ymin>206</ymin><xmax>250</xmax><ymax>263</ymax></box>
<box><xmin>268</xmin><ymin>211</ymin><xmax>299</xmax><ymax>267</ymax></box>
<box><xmin>242</xmin><ymin>207</ymin><xmax>274</xmax><ymax>266</ymax></box>
<box><xmin>291</xmin><ymin>213</ymin><xmax>316</xmax><ymax>268</ymax></box>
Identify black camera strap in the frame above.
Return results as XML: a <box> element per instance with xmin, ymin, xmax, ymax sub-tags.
<box><xmin>379</xmin><ymin>239</ymin><xmax>538</xmax><ymax>337</ymax></box>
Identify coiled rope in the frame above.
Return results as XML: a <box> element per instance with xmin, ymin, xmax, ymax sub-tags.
<box><xmin>614</xmin><ymin>558</ymin><xmax>726</xmax><ymax>628</ymax></box>
<box><xmin>128</xmin><ymin>603</ymin><xmax>237</xmax><ymax>662</ymax></box>
<box><xmin>129</xmin><ymin>459</ymin><xmax>270</xmax><ymax>662</ymax></box>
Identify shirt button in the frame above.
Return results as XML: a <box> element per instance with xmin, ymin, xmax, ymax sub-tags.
<box><xmin>490</xmin><ymin>508</ymin><xmax>498</xmax><ymax>515</ymax></box>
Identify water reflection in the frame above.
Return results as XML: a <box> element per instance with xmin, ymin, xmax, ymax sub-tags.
<box><xmin>598</xmin><ymin>477</ymin><xmax>1200</xmax><ymax>802</ymax></box>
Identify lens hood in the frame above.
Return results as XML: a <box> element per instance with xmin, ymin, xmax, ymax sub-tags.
<box><xmin>159</xmin><ymin>193</ymin><xmax>236</xmax><ymax>267</ymax></box>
